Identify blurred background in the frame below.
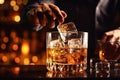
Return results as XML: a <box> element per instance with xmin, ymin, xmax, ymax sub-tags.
<box><xmin>0</xmin><ymin>0</ymin><xmax>99</xmax><ymax>65</ymax></box>
<box><xmin>0</xmin><ymin>0</ymin><xmax>48</xmax><ymax>65</ymax></box>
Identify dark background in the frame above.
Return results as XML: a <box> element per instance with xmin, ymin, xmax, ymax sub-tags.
<box><xmin>0</xmin><ymin>0</ymin><xmax>99</xmax><ymax>65</ymax></box>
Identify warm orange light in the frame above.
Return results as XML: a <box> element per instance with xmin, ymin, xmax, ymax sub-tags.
<box><xmin>1</xmin><ymin>43</ymin><xmax>6</xmax><ymax>50</ymax></box>
<box><xmin>12</xmin><ymin>44</ymin><xmax>18</xmax><ymax>51</ymax></box>
<box><xmin>22</xmin><ymin>0</ymin><xmax>28</xmax><ymax>5</ymax></box>
<box><xmin>23</xmin><ymin>58</ymin><xmax>30</xmax><ymax>65</ymax></box>
<box><xmin>2</xmin><ymin>55</ymin><xmax>8</xmax><ymax>62</ymax></box>
<box><xmin>15</xmin><ymin>57</ymin><xmax>20</xmax><ymax>64</ymax></box>
<box><xmin>17</xmin><ymin>0</ymin><xmax>22</xmax><ymax>5</ymax></box>
<box><xmin>13</xmin><ymin>5</ymin><xmax>19</xmax><ymax>11</ymax></box>
<box><xmin>30</xmin><ymin>63</ymin><xmax>35</xmax><ymax>65</ymax></box>
<box><xmin>10</xmin><ymin>31</ymin><xmax>16</xmax><ymax>39</ymax></box>
<box><xmin>14</xmin><ymin>15</ymin><xmax>20</xmax><ymax>22</ymax></box>
<box><xmin>14</xmin><ymin>67</ymin><xmax>20</xmax><ymax>72</ymax></box>
<box><xmin>3</xmin><ymin>37</ymin><xmax>9</xmax><ymax>43</ymax></box>
<box><xmin>21</xmin><ymin>42</ymin><xmax>30</xmax><ymax>55</ymax></box>
<box><xmin>10</xmin><ymin>0</ymin><xmax>16</xmax><ymax>6</ymax></box>
<box><xmin>32</xmin><ymin>56</ymin><xmax>38</xmax><ymax>63</ymax></box>
<box><xmin>99</xmin><ymin>50</ymin><xmax>105</xmax><ymax>61</ymax></box>
<box><xmin>14</xmin><ymin>37</ymin><xmax>19</xmax><ymax>43</ymax></box>
<box><xmin>0</xmin><ymin>0</ymin><xmax>4</xmax><ymax>4</ymax></box>
<box><xmin>10</xmin><ymin>52</ymin><xmax>16</xmax><ymax>58</ymax></box>
<box><xmin>12</xmin><ymin>67</ymin><xmax>20</xmax><ymax>75</ymax></box>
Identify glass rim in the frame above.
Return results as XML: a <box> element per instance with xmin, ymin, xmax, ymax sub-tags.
<box><xmin>46</xmin><ymin>31</ymin><xmax>88</xmax><ymax>34</ymax></box>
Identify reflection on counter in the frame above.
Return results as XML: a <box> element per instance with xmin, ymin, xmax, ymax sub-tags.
<box><xmin>0</xmin><ymin>29</ymin><xmax>47</xmax><ymax>65</ymax></box>
<box><xmin>46</xmin><ymin>71</ymin><xmax>87</xmax><ymax>78</ymax></box>
<box><xmin>0</xmin><ymin>65</ymin><xmax>120</xmax><ymax>78</ymax></box>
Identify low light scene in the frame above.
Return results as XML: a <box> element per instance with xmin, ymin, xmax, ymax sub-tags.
<box><xmin>0</xmin><ymin>0</ymin><xmax>120</xmax><ymax>79</ymax></box>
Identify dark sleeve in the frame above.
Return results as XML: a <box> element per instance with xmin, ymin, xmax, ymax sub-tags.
<box><xmin>20</xmin><ymin>0</ymin><xmax>55</xmax><ymax>30</ymax></box>
<box><xmin>95</xmin><ymin>0</ymin><xmax>119</xmax><ymax>39</ymax></box>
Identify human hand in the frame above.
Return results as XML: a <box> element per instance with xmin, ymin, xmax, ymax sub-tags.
<box><xmin>26</xmin><ymin>3</ymin><xmax>67</xmax><ymax>30</ymax></box>
<box><xmin>100</xmin><ymin>29</ymin><xmax>120</xmax><ymax>60</ymax></box>
<box><xmin>102</xmin><ymin>29</ymin><xmax>120</xmax><ymax>43</ymax></box>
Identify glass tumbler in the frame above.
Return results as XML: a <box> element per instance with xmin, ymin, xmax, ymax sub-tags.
<box><xmin>95</xmin><ymin>61</ymin><xmax>110</xmax><ymax>77</ymax></box>
<box><xmin>46</xmin><ymin>31</ymin><xmax>88</xmax><ymax>73</ymax></box>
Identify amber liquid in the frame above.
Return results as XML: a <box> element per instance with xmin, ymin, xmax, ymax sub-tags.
<box><xmin>46</xmin><ymin>47</ymin><xmax>87</xmax><ymax>72</ymax></box>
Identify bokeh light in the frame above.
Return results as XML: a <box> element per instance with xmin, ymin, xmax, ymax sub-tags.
<box><xmin>32</xmin><ymin>56</ymin><xmax>38</xmax><ymax>63</ymax></box>
<box><xmin>12</xmin><ymin>44</ymin><xmax>19</xmax><ymax>51</ymax></box>
<box><xmin>10</xmin><ymin>31</ymin><xmax>17</xmax><ymax>39</ymax></box>
<box><xmin>2</xmin><ymin>55</ymin><xmax>8</xmax><ymax>62</ymax></box>
<box><xmin>10</xmin><ymin>0</ymin><xmax>16</xmax><ymax>6</ymax></box>
<box><xmin>14</xmin><ymin>57</ymin><xmax>21</xmax><ymax>64</ymax></box>
<box><xmin>14</xmin><ymin>15</ymin><xmax>20</xmax><ymax>22</ymax></box>
<box><xmin>23</xmin><ymin>58</ymin><xmax>30</xmax><ymax>65</ymax></box>
<box><xmin>14</xmin><ymin>37</ymin><xmax>19</xmax><ymax>43</ymax></box>
<box><xmin>21</xmin><ymin>42</ymin><xmax>30</xmax><ymax>55</ymax></box>
<box><xmin>10</xmin><ymin>52</ymin><xmax>16</xmax><ymax>59</ymax></box>
<box><xmin>11</xmin><ymin>67</ymin><xmax>20</xmax><ymax>75</ymax></box>
<box><xmin>0</xmin><ymin>0</ymin><xmax>4</xmax><ymax>4</ymax></box>
<box><xmin>13</xmin><ymin>5</ymin><xmax>19</xmax><ymax>11</ymax></box>
<box><xmin>1</xmin><ymin>43</ymin><xmax>6</xmax><ymax>50</ymax></box>
<box><xmin>3</xmin><ymin>37</ymin><xmax>9</xmax><ymax>43</ymax></box>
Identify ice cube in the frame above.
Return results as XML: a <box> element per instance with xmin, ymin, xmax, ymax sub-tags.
<box><xmin>57</xmin><ymin>22</ymin><xmax>77</xmax><ymax>32</ymax></box>
<box><xmin>50</xmin><ymin>39</ymin><xmax>63</xmax><ymax>48</ymax></box>
<box><xmin>57</xmin><ymin>22</ymin><xmax>78</xmax><ymax>42</ymax></box>
<box><xmin>68</xmin><ymin>38</ymin><xmax>81</xmax><ymax>48</ymax></box>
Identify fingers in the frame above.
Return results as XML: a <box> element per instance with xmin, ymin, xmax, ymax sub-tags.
<box><xmin>102</xmin><ymin>29</ymin><xmax>120</xmax><ymax>44</ymax></box>
<box><xmin>36</xmin><ymin>3</ymin><xmax>55</xmax><ymax>28</ymax></box>
<box><xmin>105</xmin><ymin>29</ymin><xmax>120</xmax><ymax>37</ymax></box>
<box><xmin>42</xmin><ymin>3</ymin><xmax>56</xmax><ymax>28</ymax></box>
<box><xmin>36</xmin><ymin>6</ymin><xmax>47</xmax><ymax>27</ymax></box>
<box><xmin>26</xmin><ymin>12</ymin><xmax>40</xmax><ymax>26</ymax></box>
<box><xmin>36</xmin><ymin>3</ymin><xmax>67</xmax><ymax>28</ymax></box>
<box><xmin>28</xmin><ymin>3</ymin><xmax>67</xmax><ymax>29</ymax></box>
<box><xmin>49</xmin><ymin>3</ymin><xmax>67</xmax><ymax>23</ymax></box>
<box><xmin>101</xmin><ymin>34</ymin><xmax>113</xmax><ymax>43</ymax></box>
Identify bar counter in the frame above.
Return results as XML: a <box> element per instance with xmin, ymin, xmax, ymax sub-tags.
<box><xmin>0</xmin><ymin>65</ymin><xmax>119</xmax><ymax>79</ymax></box>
